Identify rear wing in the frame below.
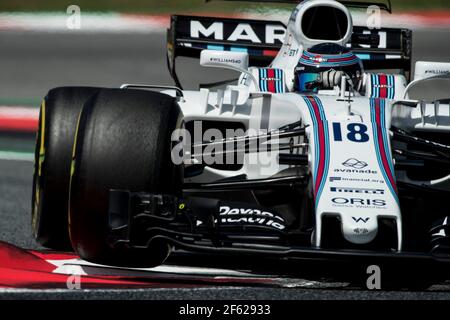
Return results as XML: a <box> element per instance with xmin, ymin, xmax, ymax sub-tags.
<box><xmin>167</xmin><ymin>15</ymin><xmax>412</xmax><ymax>88</ymax></box>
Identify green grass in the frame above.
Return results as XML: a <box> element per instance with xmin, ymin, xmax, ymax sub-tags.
<box><xmin>0</xmin><ymin>0</ymin><xmax>449</xmax><ymax>13</ymax></box>
<box><xmin>0</xmin><ymin>97</ymin><xmax>41</xmax><ymax>107</ymax></box>
<box><xmin>391</xmin><ymin>0</ymin><xmax>450</xmax><ymax>9</ymax></box>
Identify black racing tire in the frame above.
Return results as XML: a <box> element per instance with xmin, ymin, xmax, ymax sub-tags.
<box><xmin>32</xmin><ymin>87</ymin><xmax>100</xmax><ymax>250</ymax></box>
<box><xmin>69</xmin><ymin>88</ymin><xmax>183</xmax><ymax>267</ymax></box>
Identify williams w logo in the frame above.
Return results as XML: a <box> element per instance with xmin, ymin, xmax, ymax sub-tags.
<box><xmin>352</xmin><ymin>217</ymin><xmax>370</xmax><ymax>223</ymax></box>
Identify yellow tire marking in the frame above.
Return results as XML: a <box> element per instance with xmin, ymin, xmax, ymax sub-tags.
<box><xmin>33</xmin><ymin>99</ymin><xmax>46</xmax><ymax>235</ymax></box>
<box><xmin>70</xmin><ymin>111</ymin><xmax>82</xmax><ymax>178</ymax></box>
<box><xmin>38</xmin><ymin>99</ymin><xmax>46</xmax><ymax>176</ymax></box>
<box><xmin>68</xmin><ymin>109</ymin><xmax>83</xmax><ymax>239</ymax></box>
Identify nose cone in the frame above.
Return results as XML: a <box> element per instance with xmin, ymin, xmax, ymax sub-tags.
<box><xmin>341</xmin><ymin>215</ymin><xmax>378</xmax><ymax>244</ymax></box>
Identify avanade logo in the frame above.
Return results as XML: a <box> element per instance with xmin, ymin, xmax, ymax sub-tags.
<box><xmin>342</xmin><ymin>158</ymin><xmax>368</xmax><ymax>169</ymax></box>
<box><xmin>335</xmin><ymin>158</ymin><xmax>378</xmax><ymax>174</ymax></box>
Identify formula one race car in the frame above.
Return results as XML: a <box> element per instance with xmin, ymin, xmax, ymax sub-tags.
<box><xmin>32</xmin><ymin>0</ymin><xmax>450</xmax><ymax>275</ymax></box>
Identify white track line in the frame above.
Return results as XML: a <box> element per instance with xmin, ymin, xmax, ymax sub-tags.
<box><xmin>47</xmin><ymin>258</ymin><xmax>268</xmax><ymax>277</ymax></box>
<box><xmin>0</xmin><ymin>106</ymin><xmax>39</xmax><ymax>119</ymax></box>
<box><xmin>0</xmin><ymin>12</ymin><xmax>168</xmax><ymax>33</ymax></box>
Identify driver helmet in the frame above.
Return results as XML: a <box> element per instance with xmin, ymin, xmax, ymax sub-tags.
<box><xmin>294</xmin><ymin>43</ymin><xmax>364</xmax><ymax>93</ymax></box>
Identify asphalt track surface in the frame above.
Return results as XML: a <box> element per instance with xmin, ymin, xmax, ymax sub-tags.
<box><xmin>0</xmin><ymin>29</ymin><xmax>450</xmax><ymax>299</ymax></box>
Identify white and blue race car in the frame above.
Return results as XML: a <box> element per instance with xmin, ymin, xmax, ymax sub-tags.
<box><xmin>32</xmin><ymin>0</ymin><xmax>450</xmax><ymax>279</ymax></box>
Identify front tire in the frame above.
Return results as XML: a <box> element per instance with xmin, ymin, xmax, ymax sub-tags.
<box><xmin>69</xmin><ymin>88</ymin><xmax>183</xmax><ymax>267</ymax></box>
<box><xmin>32</xmin><ymin>87</ymin><xmax>100</xmax><ymax>250</ymax></box>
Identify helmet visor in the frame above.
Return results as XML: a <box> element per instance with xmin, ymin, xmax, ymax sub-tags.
<box><xmin>297</xmin><ymin>72</ymin><xmax>321</xmax><ymax>93</ymax></box>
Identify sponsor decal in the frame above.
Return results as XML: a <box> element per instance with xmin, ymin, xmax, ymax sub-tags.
<box><xmin>329</xmin><ymin>176</ymin><xmax>342</xmax><ymax>182</ymax></box>
<box><xmin>190</xmin><ymin>20</ymin><xmax>286</xmax><ymax>44</ymax></box>
<box><xmin>286</xmin><ymin>48</ymin><xmax>299</xmax><ymax>57</ymax></box>
<box><xmin>209</xmin><ymin>57</ymin><xmax>242</xmax><ymax>64</ymax></box>
<box><xmin>300</xmin><ymin>51</ymin><xmax>361</xmax><ymax>68</ymax></box>
<box><xmin>342</xmin><ymin>158</ymin><xmax>368</xmax><ymax>169</ymax></box>
<box><xmin>373</xmin><ymin>84</ymin><xmax>393</xmax><ymax>89</ymax></box>
<box><xmin>334</xmin><ymin>159</ymin><xmax>378</xmax><ymax>175</ymax></box>
<box><xmin>354</xmin><ymin>228</ymin><xmax>370</xmax><ymax>234</ymax></box>
<box><xmin>218</xmin><ymin>206</ymin><xmax>285</xmax><ymax>231</ymax></box>
<box><xmin>331</xmin><ymin>187</ymin><xmax>385</xmax><ymax>195</ymax></box>
<box><xmin>329</xmin><ymin>176</ymin><xmax>385</xmax><ymax>184</ymax></box>
<box><xmin>331</xmin><ymin>197</ymin><xmax>386</xmax><ymax>209</ymax></box>
<box><xmin>425</xmin><ymin>69</ymin><xmax>450</xmax><ymax>75</ymax></box>
<box><xmin>259</xmin><ymin>68</ymin><xmax>285</xmax><ymax>93</ymax></box>
<box><xmin>261</xmin><ymin>77</ymin><xmax>280</xmax><ymax>81</ymax></box>
<box><xmin>352</xmin><ymin>217</ymin><xmax>370</xmax><ymax>223</ymax></box>
<box><xmin>370</xmin><ymin>74</ymin><xmax>395</xmax><ymax>99</ymax></box>
<box><xmin>334</xmin><ymin>168</ymin><xmax>378</xmax><ymax>174</ymax></box>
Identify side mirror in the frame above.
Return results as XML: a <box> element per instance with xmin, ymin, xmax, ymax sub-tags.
<box><xmin>404</xmin><ymin>72</ymin><xmax>450</xmax><ymax>99</ymax></box>
<box><xmin>200</xmin><ymin>50</ymin><xmax>259</xmax><ymax>90</ymax></box>
<box><xmin>414</xmin><ymin>61</ymin><xmax>450</xmax><ymax>81</ymax></box>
